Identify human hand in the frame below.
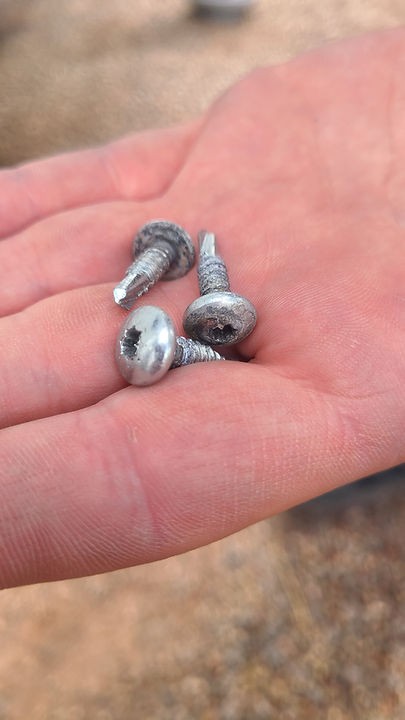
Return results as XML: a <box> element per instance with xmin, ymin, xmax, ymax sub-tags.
<box><xmin>1</xmin><ymin>30</ymin><xmax>404</xmax><ymax>588</ymax></box>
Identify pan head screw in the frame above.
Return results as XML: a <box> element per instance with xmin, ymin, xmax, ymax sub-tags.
<box><xmin>116</xmin><ymin>305</ymin><xmax>224</xmax><ymax>386</ymax></box>
<box><xmin>132</xmin><ymin>220</ymin><xmax>195</xmax><ymax>280</ymax></box>
<box><xmin>183</xmin><ymin>291</ymin><xmax>256</xmax><ymax>345</ymax></box>
<box><xmin>183</xmin><ymin>231</ymin><xmax>257</xmax><ymax>345</ymax></box>
<box><xmin>113</xmin><ymin>220</ymin><xmax>195</xmax><ymax>310</ymax></box>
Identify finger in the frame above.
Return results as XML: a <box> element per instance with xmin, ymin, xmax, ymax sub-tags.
<box><xmin>0</xmin><ymin>201</ymin><xmax>161</xmax><ymax>316</ymax></box>
<box><xmin>0</xmin><ymin>195</ymin><xmax>262</xmax><ymax>318</ymax></box>
<box><xmin>1</xmin><ymin>363</ymin><xmax>402</xmax><ymax>588</ymax></box>
<box><xmin>0</xmin><ymin>120</ymin><xmax>201</xmax><ymax>240</ymax></box>
<box><xmin>0</xmin><ymin>217</ymin><xmax>263</xmax><ymax>429</ymax></box>
<box><xmin>0</xmin><ymin>280</ymin><xmax>197</xmax><ymax>429</ymax></box>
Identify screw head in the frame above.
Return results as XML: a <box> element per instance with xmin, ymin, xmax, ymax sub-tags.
<box><xmin>183</xmin><ymin>291</ymin><xmax>257</xmax><ymax>346</ymax></box>
<box><xmin>116</xmin><ymin>305</ymin><xmax>176</xmax><ymax>386</ymax></box>
<box><xmin>132</xmin><ymin>220</ymin><xmax>195</xmax><ymax>280</ymax></box>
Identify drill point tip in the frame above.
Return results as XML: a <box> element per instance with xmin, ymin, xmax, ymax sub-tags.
<box><xmin>113</xmin><ymin>286</ymin><xmax>128</xmax><ymax>307</ymax></box>
<box><xmin>198</xmin><ymin>230</ymin><xmax>216</xmax><ymax>256</ymax></box>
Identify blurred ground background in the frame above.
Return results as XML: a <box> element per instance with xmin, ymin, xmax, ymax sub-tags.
<box><xmin>0</xmin><ymin>1</ymin><xmax>404</xmax><ymax>718</ymax></box>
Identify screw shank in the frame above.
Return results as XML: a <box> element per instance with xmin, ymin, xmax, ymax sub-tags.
<box><xmin>114</xmin><ymin>241</ymin><xmax>175</xmax><ymax>309</ymax></box>
<box><xmin>198</xmin><ymin>254</ymin><xmax>230</xmax><ymax>295</ymax></box>
<box><xmin>171</xmin><ymin>337</ymin><xmax>225</xmax><ymax>367</ymax></box>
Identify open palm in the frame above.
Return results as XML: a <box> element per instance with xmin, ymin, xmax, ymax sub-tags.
<box><xmin>1</xmin><ymin>30</ymin><xmax>404</xmax><ymax>587</ymax></box>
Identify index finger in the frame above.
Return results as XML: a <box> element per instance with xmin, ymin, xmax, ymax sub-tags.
<box><xmin>0</xmin><ymin>120</ymin><xmax>201</xmax><ymax>240</ymax></box>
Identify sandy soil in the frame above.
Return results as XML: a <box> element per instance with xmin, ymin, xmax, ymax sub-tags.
<box><xmin>0</xmin><ymin>2</ymin><xmax>404</xmax><ymax>718</ymax></box>
<box><xmin>1</xmin><ymin>0</ymin><xmax>405</xmax><ymax>164</ymax></box>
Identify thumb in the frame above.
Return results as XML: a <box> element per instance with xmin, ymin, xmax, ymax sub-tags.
<box><xmin>0</xmin><ymin>360</ymin><xmax>392</xmax><ymax>588</ymax></box>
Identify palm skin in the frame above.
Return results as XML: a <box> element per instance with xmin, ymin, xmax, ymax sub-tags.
<box><xmin>0</xmin><ymin>30</ymin><xmax>404</xmax><ymax>588</ymax></box>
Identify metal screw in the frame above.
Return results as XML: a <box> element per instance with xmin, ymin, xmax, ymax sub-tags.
<box><xmin>183</xmin><ymin>231</ymin><xmax>257</xmax><ymax>345</ymax></box>
<box><xmin>116</xmin><ymin>305</ymin><xmax>225</xmax><ymax>387</ymax></box>
<box><xmin>113</xmin><ymin>220</ymin><xmax>195</xmax><ymax>310</ymax></box>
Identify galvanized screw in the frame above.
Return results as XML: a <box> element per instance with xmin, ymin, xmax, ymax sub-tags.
<box><xmin>183</xmin><ymin>231</ymin><xmax>257</xmax><ymax>345</ymax></box>
<box><xmin>116</xmin><ymin>305</ymin><xmax>225</xmax><ymax>387</ymax></box>
<box><xmin>113</xmin><ymin>220</ymin><xmax>195</xmax><ymax>310</ymax></box>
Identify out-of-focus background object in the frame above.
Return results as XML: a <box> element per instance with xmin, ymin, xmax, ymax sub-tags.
<box><xmin>1</xmin><ymin>0</ymin><xmax>405</xmax><ymax>166</ymax></box>
<box><xmin>0</xmin><ymin>2</ymin><xmax>404</xmax><ymax>719</ymax></box>
<box><xmin>192</xmin><ymin>0</ymin><xmax>256</xmax><ymax>20</ymax></box>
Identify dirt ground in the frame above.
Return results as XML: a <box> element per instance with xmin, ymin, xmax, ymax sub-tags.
<box><xmin>0</xmin><ymin>1</ymin><xmax>404</xmax><ymax>719</ymax></box>
<box><xmin>1</xmin><ymin>0</ymin><xmax>405</xmax><ymax>164</ymax></box>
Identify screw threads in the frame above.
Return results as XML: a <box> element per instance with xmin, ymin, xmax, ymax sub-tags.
<box><xmin>171</xmin><ymin>337</ymin><xmax>225</xmax><ymax>368</ymax></box>
<box><xmin>130</xmin><ymin>241</ymin><xmax>175</xmax><ymax>289</ymax></box>
<box><xmin>198</xmin><ymin>253</ymin><xmax>231</xmax><ymax>295</ymax></box>
<box><xmin>114</xmin><ymin>241</ymin><xmax>176</xmax><ymax>309</ymax></box>
<box><xmin>183</xmin><ymin>230</ymin><xmax>257</xmax><ymax>346</ymax></box>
